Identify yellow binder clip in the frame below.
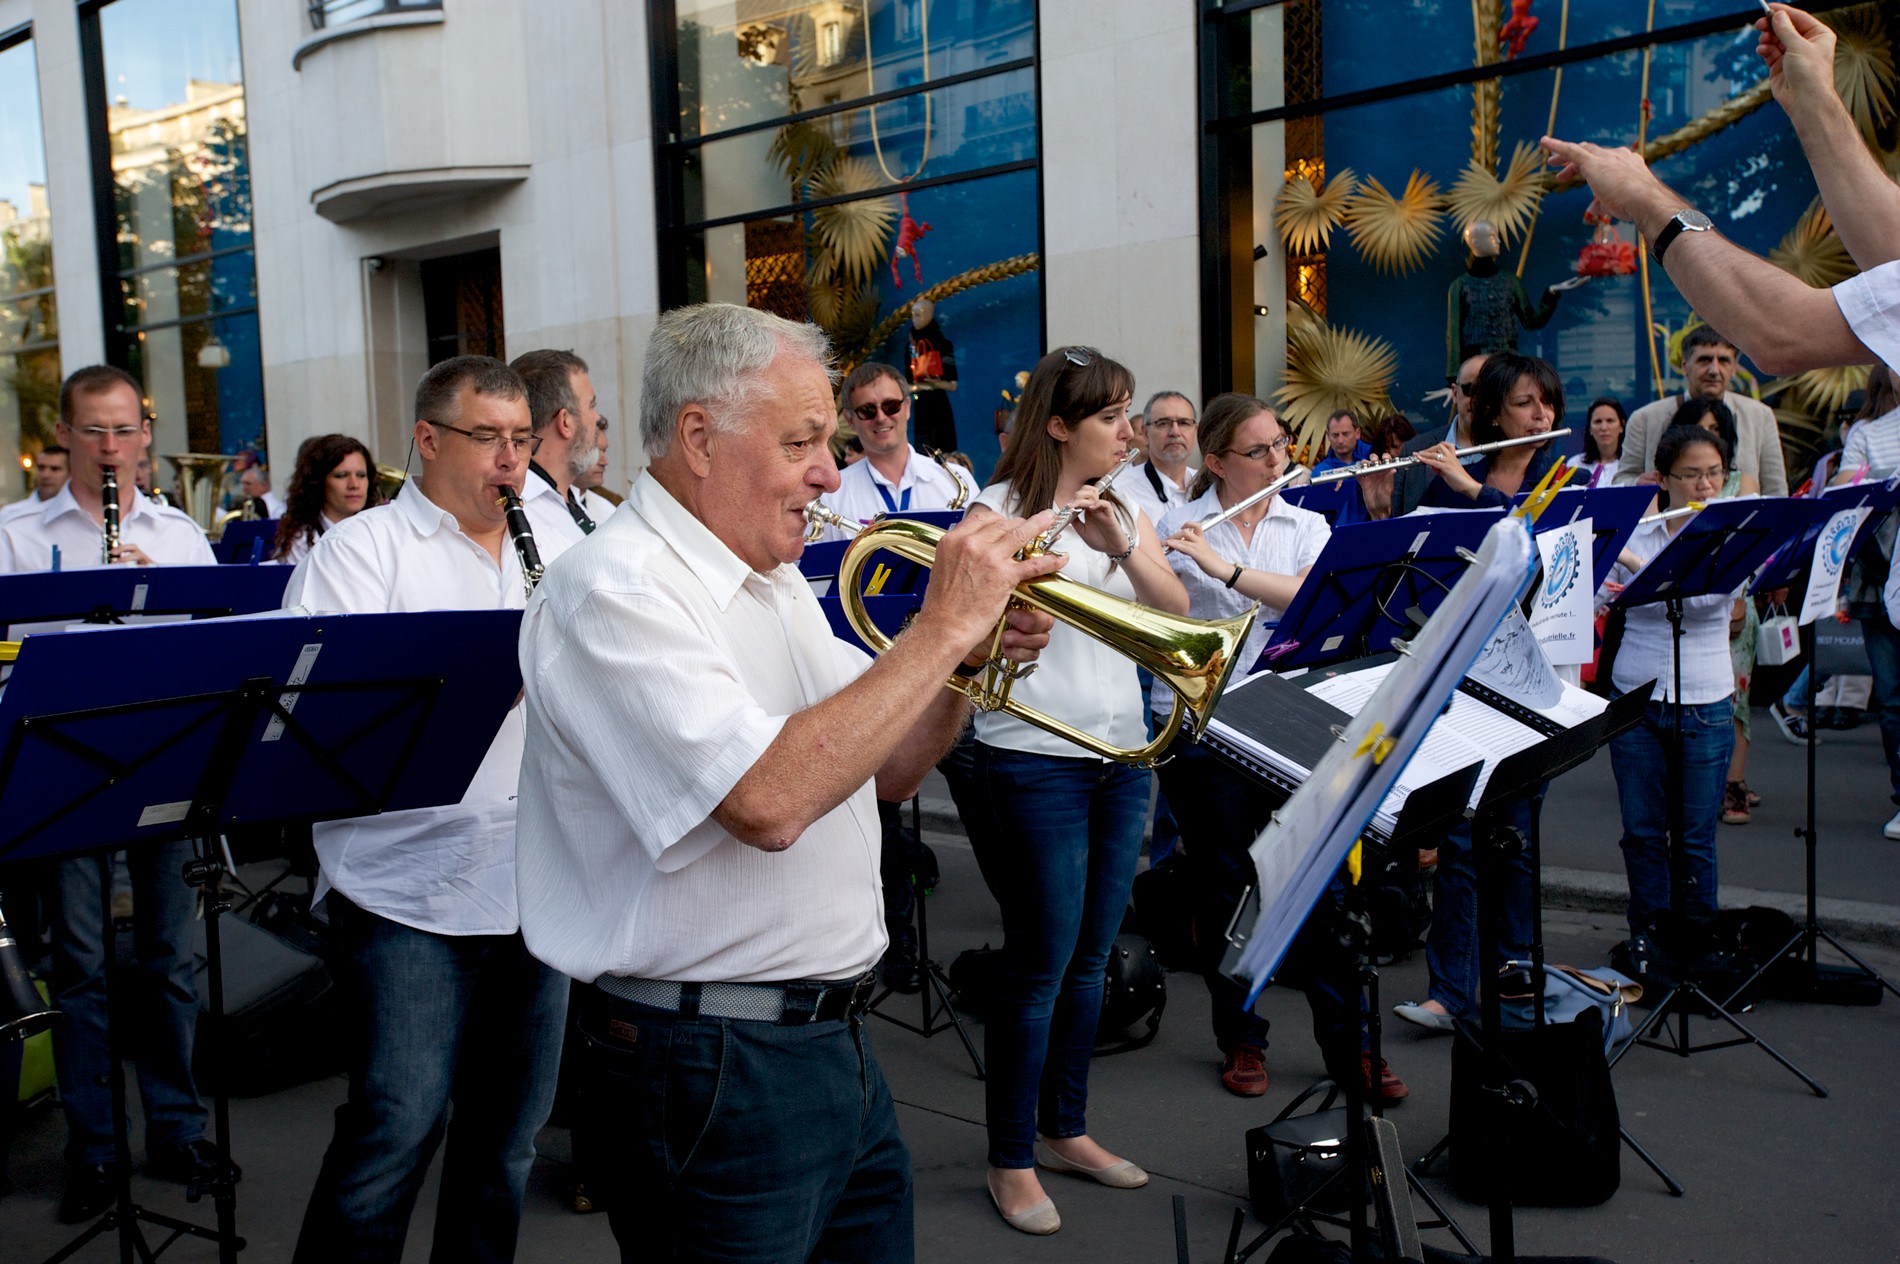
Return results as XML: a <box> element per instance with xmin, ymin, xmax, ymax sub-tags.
<box><xmin>1354</xmin><ymin>722</ymin><xmax>1396</xmax><ymax>764</ymax></box>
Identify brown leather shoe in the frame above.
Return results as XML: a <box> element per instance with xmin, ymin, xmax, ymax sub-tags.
<box><xmin>1220</xmin><ymin>1044</ymin><xmax>1268</xmax><ymax>1097</ymax></box>
<box><xmin>1363</xmin><ymin>1054</ymin><xmax>1409</xmax><ymax>1103</ymax></box>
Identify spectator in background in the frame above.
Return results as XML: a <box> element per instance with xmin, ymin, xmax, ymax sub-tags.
<box><xmin>1568</xmin><ymin>397</ymin><xmax>1627</xmax><ymax>487</ymax></box>
<box><xmin>272</xmin><ymin>435</ymin><xmax>378</xmax><ymax>565</ymax></box>
<box><xmin>1615</xmin><ymin>326</ymin><xmax>1787</xmax><ymax>495</ymax></box>
<box><xmin>1395</xmin><ymin>353</ymin><xmax>1488</xmax><ymax>516</ymax></box>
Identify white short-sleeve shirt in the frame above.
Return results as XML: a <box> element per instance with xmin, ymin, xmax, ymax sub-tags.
<box><xmin>0</xmin><ymin>483</ymin><xmax>215</xmax><ymax>572</ymax></box>
<box><xmin>284</xmin><ymin>480</ymin><xmax>528</xmax><ymax>936</ymax></box>
<box><xmin>514</xmin><ymin>471</ymin><xmax>885</xmax><ymax>984</ymax></box>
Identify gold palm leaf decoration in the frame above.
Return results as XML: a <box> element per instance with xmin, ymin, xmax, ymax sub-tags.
<box><xmin>1768</xmin><ymin>198</ymin><xmax>1856</xmax><ymax>289</ymax></box>
<box><xmin>809</xmin><ymin>158</ymin><xmax>898</xmax><ymax>286</ymax></box>
<box><xmin>1275</xmin><ymin>166</ymin><xmax>1357</xmax><ymax>256</ymax></box>
<box><xmin>1444</xmin><ymin>141</ymin><xmax>1547</xmax><ymax>246</ymax></box>
<box><xmin>1764</xmin><ymin>365</ymin><xmax>1869</xmax><ymax>419</ymax></box>
<box><xmin>1273</xmin><ymin>304</ymin><xmax>1398</xmax><ymax>447</ymax></box>
<box><xmin>1343</xmin><ymin>171</ymin><xmax>1446</xmax><ymax>275</ymax></box>
<box><xmin>1828</xmin><ymin>5</ymin><xmax>1897</xmax><ymax>141</ymax></box>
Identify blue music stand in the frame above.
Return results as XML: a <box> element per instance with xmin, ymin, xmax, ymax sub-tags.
<box><xmin>0</xmin><ymin>565</ymin><xmax>292</xmax><ymax>633</ymax></box>
<box><xmin>1258</xmin><ymin>509</ymin><xmax>1506</xmax><ymax>669</ymax></box>
<box><xmin>1522</xmin><ymin>485</ymin><xmax>1655</xmax><ymax>589</ymax></box>
<box><xmin>212</xmin><ymin>519</ymin><xmax>279</xmax><ymax>565</ymax></box>
<box><xmin>0</xmin><ymin>610</ymin><xmax>523</xmax><ymax>1263</ymax></box>
<box><xmin>802</xmin><ymin>509</ymin><xmax>962</xmax><ymax>653</ymax></box>
<box><xmin>1750</xmin><ymin>480</ymin><xmax>1900</xmax><ymax>597</ymax></box>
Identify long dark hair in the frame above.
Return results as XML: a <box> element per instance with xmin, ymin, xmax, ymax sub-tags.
<box><xmin>1582</xmin><ymin>396</ymin><xmax>1627</xmax><ymax>463</ymax></box>
<box><xmin>1191</xmin><ymin>394</ymin><xmax>1277</xmax><ymax>498</ymax></box>
<box><xmin>1668</xmin><ymin>395</ymin><xmax>1737</xmax><ymax>460</ymax></box>
<box><xmin>987</xmin><ymin>346</ymin><xmax>1136</xmax><ymax>516</ymax></box>
<box><xmin>1654</xmin><ymin>424</ymin><xmax>1731</xmax><ymax>510</ymax></box>
<box><xmin>274</xmin><ymin>434</ymin><xmax>379</xmax><ymax>560</ymax></box>
<box><xmin>1470</xmin><ymin>352</ymin><xmax>1565</xmax><ymax>446</ymax></box>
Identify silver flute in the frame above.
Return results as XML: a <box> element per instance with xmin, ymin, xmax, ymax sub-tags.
<box><xmin>1307</xmin><ymin>428</ymin><xmax>1573</xmax><ymax>484</ymax></box>
<box><xmin>1188</xmin><ymin>467</ymin><xmax>1309</xmax><ymax>533</ymax></box>
<box><xmin>1032</xmin><ymin>449</ymin><xmax>1139</xmax><ymax>554</ymax></box>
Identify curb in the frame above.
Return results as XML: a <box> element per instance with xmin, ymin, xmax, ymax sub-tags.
<box><xmin>914</xmin><ymin>796</ymin><xmax>1900</xmax><ymax>951</ymax></box>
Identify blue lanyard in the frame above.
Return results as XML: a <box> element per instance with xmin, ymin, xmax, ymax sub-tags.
<box><xmin>875</xmin><ymin>482</ymin><xmax>911</xmax><ymax>514</ymax></box>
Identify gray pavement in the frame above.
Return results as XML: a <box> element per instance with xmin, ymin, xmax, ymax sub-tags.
<box><xmin>4</xmin><ymin>712</ymin><xmax>1899</xmax><ymax>1262</ymax></box>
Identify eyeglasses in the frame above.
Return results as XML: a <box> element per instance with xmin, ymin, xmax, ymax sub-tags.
<box><xmin>74</xmin><ymin>425</ymin><xmax>143</xmax><ymax>440</ymax></box>
<box><xmin>427</xmin><ymin>419</ymin><xmax>541</xmax><ymax>455</ymax></box>
<box><xmin>1666</xmin><ymin>466</ymin><xmax>1727</xmax><ymax>483</ymax></box>
<box><xmin>1221</xmin><ymin>436</ymin><xmax>1291</xmax><ymax>460</ymax></box>
<box><xmin>1062</xmin><ymin>346</ymin><xmax>1097</xmax><ymax>367</ymax></box>
<box><xmin>852</xmin><ymin>398</ymin><xmax>906</xmax><ymax>421</ymax></box>
<box><xmin>1150</xmin><ymin>417</ymin><xmax>1197</xmax><ymax>430</ymax></box>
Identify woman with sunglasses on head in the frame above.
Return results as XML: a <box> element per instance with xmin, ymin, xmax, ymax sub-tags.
<box><xmin>1154</xmin><ymin>395</ymin><xmax>1410</xmax><ymax>1102</ymax></box>
<box><xmin>1413</xmin><ymin>351</ymin><xmax>1567</xmax><ymax>510</ymax></box>
<box><xmin>273</xmin><ymin>434</ymin><xmax>379</xmax><ymax>564</ymax></box>
<box><xmin>963</xmin><ymin>346</ymin><xmax>1188</xmax><ymax>1236</ymax></box>
<box><xmin>1568</xmin><ymin>396</ymin><xmax>1628</xmax><ymax>488</ymax></box>
<box><xmin>813</xmin><ymin>361</ymin><xmax>976</xmax><ymax>539</ymax></box>
<box><xmin>1601</xmin><ymin>424</ymin><xmax>1741</xmax><ymax>943</ymax></box>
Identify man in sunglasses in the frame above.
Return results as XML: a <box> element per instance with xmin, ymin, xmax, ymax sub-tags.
<box><xmin>1393</xmin><ymin>352</ymin><xmax>1488</xmax><ymax>517</ymax></box>
<box><xmin>814</xmin><ymin>362</ymin><xmax>977</xmax><ymax>543</ymax></box>
<box><xmin>284</xmin><ymin>356</ymin><xmax>567</xmax><ymax>1263</ymax></box>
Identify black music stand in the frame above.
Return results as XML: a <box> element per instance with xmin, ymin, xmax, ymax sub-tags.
<box><xmin>0</xmin><ymin>610</ymin><xmax>523</xmax><ymax>1264</ymax></box>
<box><xmin>1608</xmin><ymin>498</ymin><xmax>1830</xmax><ymax>1096</ymax></box>
<box><xmin>1740</xmin><ymin>481</ymin><xmax>1900</xmax><ymax>1005</ymax></box>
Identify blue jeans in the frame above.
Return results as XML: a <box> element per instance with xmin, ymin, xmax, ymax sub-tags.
<box><xmin>50</xmin><ymin>844</ymin><xmax>206</xmax><ymax>1166</ymax></box>
<box><xmin>1863</xmin><ymin>610</ymin><xmax>1900</xmax><ymax>803</ymax></box>
<box><xmin>573</xmin><ymin>986</ymin><xmax>912</xmax><ymax>1262</ymax></box>
<box><xmin>293</xmin><ymin>893</ymin><xmax>568</xmax><ymax>1264</ymax></box>
<box><xmin>1609</xmin><ymin>698</ymin><xmax>1735</xmax><ymax>934</ymax></box>
<box><xmin>969</xmin><ymin>744</ymin><xmax>1148</xmax><ymax>1169</ymax></box>
<box><xmin>1425</xmin><ymin>795</ymin><xmax>1540</xmax><ymax>1019</ymax></box>
<box><xmin>1781</xmin><ymin>664</ymin><xmax>1816</xmax><ymax>712</ymax></box>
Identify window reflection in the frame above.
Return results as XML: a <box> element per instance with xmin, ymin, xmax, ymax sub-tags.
<box><xmin>99</xmin><ymin>0</ymin><xmax>263</xmax><ymax>459</ymax></box>
<box><xmin>0</xmin><ymin>34</ymin><xmax>58</xmax><ymax>499</ymax></box>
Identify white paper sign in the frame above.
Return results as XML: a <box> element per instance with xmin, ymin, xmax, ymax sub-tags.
<box><xmin>1801</xmin><ymin>507</ymin><xmax>1870</xmax><ymax>625</ymax></box>
<box><xmin>1530</xmin><ymin>517</ymin><xmax>1595</xmax><ymax>665</ymax></box>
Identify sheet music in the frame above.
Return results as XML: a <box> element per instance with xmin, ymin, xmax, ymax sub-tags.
<box><xmin>1466</xmin><ymin>608</ymin><xmax>1563</xmax><ymax>708</ymax></box>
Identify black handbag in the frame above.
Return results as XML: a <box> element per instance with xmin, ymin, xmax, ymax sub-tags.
<box><xmin>1450</xmin><ymin>1008</ymin><xmax>1620</xmax><ymax>1206</ymax></box>
<box><xmin>1247</xmin><ymin>1080</ymin><xmax>1353</xmax><ymax>1223</ymax></box>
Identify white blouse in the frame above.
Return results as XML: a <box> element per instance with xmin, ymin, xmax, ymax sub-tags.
<box><xmin>971</xmin><ymin>480</ymin><xmax>1148</xmax><ymax>761</ymax></box>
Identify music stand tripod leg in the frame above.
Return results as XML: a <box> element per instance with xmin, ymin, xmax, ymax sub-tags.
<box><xmin>181</xmin><ymin>839</ymin><xmax>245</xmax><ymax>1263</ymax></box>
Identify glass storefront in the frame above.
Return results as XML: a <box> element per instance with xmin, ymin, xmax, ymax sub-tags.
<box><xmin>0</xmin><ymin>31</ymin><xmax>59</xmax><ymax>504</ymax></box>
<box><xmin>1205</xmin><ymin>0</ymin><xmax>1860</xmax><ymax>467</ymax></box>
<box><xmin>95</xmin><ymin>0</ymin><xmax>264</xmax><ymax>460</ymax></box>
<box><xmin>657</xmin><ymin>0</ymin><xmax>1041</xmax><ymax>480</ymax></box>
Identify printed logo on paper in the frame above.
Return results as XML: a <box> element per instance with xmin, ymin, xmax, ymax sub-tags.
<box><xmin>1538</xmin><ymin>528</ymin><xmax>1582</xmax><ymax>611</ymax></box>
<box><xmin>1819</xmin><ymin>514</ymin><xmax>1857</xmax><ymax>580</ymax></box>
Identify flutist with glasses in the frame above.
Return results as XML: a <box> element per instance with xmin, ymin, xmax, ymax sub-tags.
<box><xmin>283</xmin><ymin>357</ymin><xmax>566</xmax><ymax>1264</ymax></box>
<box><xmin>1412</xmin><ymin>351</ymin><xmax>1568</xmax><ymax>510</ymax></box>
<box><xmin>0</xmin><ymin>367</ymin><xmax>220</xmax><ymax>1223</ymax></box>
<box><xmin>1152</xmin><ymin>397</ymin><xmax>1414</xmax><ymax>1100</ymax></box>
<box><xmin>963</xmin><ymin>346</ymin><xmax>1188</xmax><ymax>1236</ymax></box>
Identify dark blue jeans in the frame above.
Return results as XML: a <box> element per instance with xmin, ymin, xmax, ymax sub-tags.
<box><xmin>970</xmin><ymin>744</ymin><xmax>1148</xmax><ymax>1169</ymax></box>
<box><xmin>1609</xmin><ymin>698</ymin><xmax>1735</xmax><ymax>934</ymax></box>
<box><xmin>573</xmin><ymin>986</ymin><xmax>913</xmax><ymax>1263</ymax></box>
<box><xmin>293</xmin><ymin>893</ymin><xmax>568</xmax><ymax>1264</ymax></box>
<box><xmin>50</xmin><ymin>845</ymin><xmax>206</xmax><ymax>1166</ymax></box>
<box><xmin>1425</xmin><ymin>796</ymin><xmax>1540</xmax><ymax>1019</ymax></box>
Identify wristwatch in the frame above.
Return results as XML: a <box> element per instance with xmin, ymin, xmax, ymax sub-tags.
<box><xmin>1650</xmin><ymin>208</ymin><xmax>1713</xmax><ymax>263</ymax></box>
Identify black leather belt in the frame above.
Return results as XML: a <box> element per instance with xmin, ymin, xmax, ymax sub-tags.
<box><xmin>593</xmin><ymin>971</ymin><xmax>879</xmax><ymax>1025</ymax></box>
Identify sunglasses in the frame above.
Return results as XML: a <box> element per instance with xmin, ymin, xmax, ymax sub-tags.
<box><xmin>1062</xmin><ymin>346</ymin><xmax>1098</xmax><ymax>367</ymax></box>
<box><xmin>852</xmin><ymin>398</ymin><xmax>906</xmax><ymax>421</ymax></box>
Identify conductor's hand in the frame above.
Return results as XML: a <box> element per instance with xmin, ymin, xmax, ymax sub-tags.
<box><xmin>917</xmin><ymin>509</ymin><xmax>1064</xmax><ymax>666</ymax></box>
<box><xmin>1538</xmin><ymin>137</ymin><xmax>1663</xmax><ymax>226</ymax></box>
<box><xmin>1757</xmin><ymin>5</ymin><xmax>1837</xmax><ymax>118</ymax></box>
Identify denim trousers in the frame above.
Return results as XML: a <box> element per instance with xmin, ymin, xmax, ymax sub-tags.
<box><xmin>50</xmin><ymin>844</ymin><xmax>206</xmax><ymax>1166</ymax></box>
<box><xmin>969</xmin><ymin>743</ymin><xmax>1147</xmax><ymax>1169</ymax></box>
<box><xmin>1425</xmin><ymin>795</ymin><xmax>1539</xmax><ymax>1019</ymax></box>
<box><xmin>1862</xmin><ymin>610</ymin><xmax>1900</xmax><ymax>803</ymax></box>
<box><xmin>573</xmin><ymin>986</ymin><xmax>912</xmax><ymax>1263</ymax></box>
<box><xmin>1154</xmin><ymin>741</ymin><xmax>1359</xmax><ymax>1061</ymax></box>
<box><xmin>292</xmin><ymin>893</ymin><xmax>568</xmax><ymax>1264</ymax></box>
<box><xmin>1609</xmin><ymin>698</ymin><xmax>1735</xmax><ymax>934</ymax></box>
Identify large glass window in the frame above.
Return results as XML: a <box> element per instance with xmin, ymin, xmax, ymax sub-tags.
<box><xmin>656</xmin><ymin>0</ymin><xmax>1041</xmax><ymax>481</ymax></box>
<box><xmin>93</xmin><ymin>0</ymin><xmax>264</xmax><ymax>460</ymax></box>
<box><xmin>0</xmin><ymin>31</ymin><xmax>58</xmax><ymax>503</ymax></box>
<box><xmin>1204</xmin><ymin>0</ymin><xmax>1855</xmax><ymax>469</ymax></box>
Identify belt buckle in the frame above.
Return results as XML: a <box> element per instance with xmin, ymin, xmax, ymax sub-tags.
<box><xmin>846</xmin><ymin>970</ymin><xmax>878</xmax><ymax>1015</ymax></box>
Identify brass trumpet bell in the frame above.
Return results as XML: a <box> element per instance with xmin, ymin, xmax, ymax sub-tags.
<box><xmin>838</xmin><ymin>518</ymin><xmax>1257</xmax><ymax>767</ymax></box>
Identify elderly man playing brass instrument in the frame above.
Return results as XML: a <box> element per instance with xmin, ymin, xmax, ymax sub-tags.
<box><xmin>514</xmin><ymin>303</ymin><xmax>1058</xmax><ymax>1263</ymax></box>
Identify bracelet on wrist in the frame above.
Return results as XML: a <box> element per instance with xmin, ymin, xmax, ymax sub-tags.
<box><xmin>1225</xmin><ymin>564</ymin><xmax>1245</xmax><ymax>590</ymax></box>
<box><xmin>1108</xmin><ymin>540</ymin><xmax>1136</xmax><ymax>564</ymax></box>
<box><xmin>952</xmin><ymin>659</ymin><xmax>985</xmax><ymax>679</ymax></box>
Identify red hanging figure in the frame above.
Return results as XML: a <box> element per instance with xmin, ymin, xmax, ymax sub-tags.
<box><xmin>891</xmin><ymin>193</ymin><xmax>931</xmax><ymax>289</ymax></box>
<box><xmin>1500</xmin><ymin>0</ymin><xmax>1538</xmax><ymax>59</ymax></box>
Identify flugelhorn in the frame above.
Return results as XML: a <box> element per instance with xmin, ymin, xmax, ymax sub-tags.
<box><xmin>836</xmin><ymin>517</ymin><xmax>1257</xmax><ymax>767</ymax></box>
<box><xmin>1306</xmin><ymin>428</ymin><xmax>1573</xmax><ymax>484</ymax></box>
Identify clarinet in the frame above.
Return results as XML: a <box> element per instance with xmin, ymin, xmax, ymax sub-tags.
<box><xmin>100</xmin><ymin>465</ymin><xmax>121</xmax><ymax>565</ymax></box>
<box><xmin>497</xmin><ymin>486</ymin><xmax>545</xmax><ymax>597</ymax></box>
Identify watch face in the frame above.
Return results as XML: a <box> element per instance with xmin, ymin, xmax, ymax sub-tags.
<box><xmin>1679</xmin><ymin>209</ymin><xmax>1714</xmax><ymax>231</ymax></box>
